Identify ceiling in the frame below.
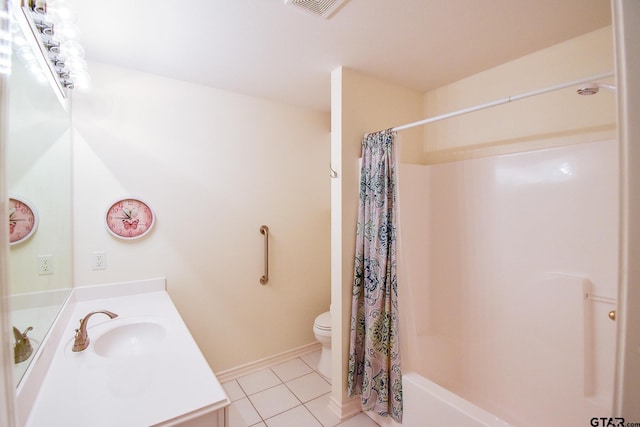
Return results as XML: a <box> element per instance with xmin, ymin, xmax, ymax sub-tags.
<box><xmin>65</xmin><ymin>0</ymin><xmax>612</xmax><ymax>112</ymax></box>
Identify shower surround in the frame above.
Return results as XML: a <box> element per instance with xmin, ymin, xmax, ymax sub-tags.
<box><xmin>387</xmin><ymin>139</ymin><xmax>618</xmax><ymax>426</ymax></box>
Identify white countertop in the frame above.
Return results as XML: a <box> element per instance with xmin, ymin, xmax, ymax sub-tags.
<box><xmin>21</xmin><ymin>278</ymin><xmax>229</xmax><ymax>427</ymax></box>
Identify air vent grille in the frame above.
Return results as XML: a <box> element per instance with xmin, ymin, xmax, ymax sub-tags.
<box><xmin>284</xmin><ymin>0</ymin><xmax>349</xmax><ymax>19</ymax></box>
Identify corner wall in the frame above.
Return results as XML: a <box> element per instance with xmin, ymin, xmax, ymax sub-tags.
<box><xmin>72</xmin><ymin>62</ymin><xmax>331</xmax><ymax>372</ymax></box>
<box><xmin>330</xmin><ymin>67</ymin><xmax>423</xmax><ymax>418</ymax></box>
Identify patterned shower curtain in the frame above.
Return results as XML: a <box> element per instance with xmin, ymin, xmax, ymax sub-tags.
<box><xmin>347</xmin><ymin>129</ymin><xmax>402</xmax><ymax>423</ymax></box>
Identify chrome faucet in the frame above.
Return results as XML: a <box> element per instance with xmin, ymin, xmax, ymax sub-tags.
<box><xmin>72</xmin><ymin>310</ymin><xmax>118</xmax><ymax>352</ymax></box>
<box><xmin>13</xmin><ymin>326</ymin><xmax>33</xmax><ymax>363</ymax></box>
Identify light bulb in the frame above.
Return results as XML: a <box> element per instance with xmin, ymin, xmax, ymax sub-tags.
<box><xmin>69</xmin><ymin>70</ymin><xmax>90</xmax><ymax>89</ymax></box>
<box><xmin>0</xmin><ymin>62</ymin><xmax>10</xmax><ymax>76</ymax></box>
<box><xmin>53</xmin><ymin>21</ymin><xmax>79</xmax><ymax>41</ymax></box>
<box><xmin>27</xmin><ymin>62</ymin><xmax>46</xmax><ymax>80</ymax></box>
<box><xmin>0</xmin><ymin>29</ymin><xmax>11</xmax><ymax>43</ymax></box>
<box><xmin>21</xmin><ymin>50</ymin><xmax>36</xmax><ymax>61</ymax></box>
<box><xmin>60</xmin><ymin>39</ymin><xmax>84</xmax><ymax>58</ymax></box>
<box><xmin>65</xmin><ymin>56</ymin><xmax>87</xmax><ymax>72</ymax></box>
<box><xmin>13</xmin><ymin>34</ymin><xmax>28</xmax><ymax>48</ymax></box>
<box><xmin>46</xmin><ymin>0</ymin><xmax>78</xmax><ymax>25</ymax></box>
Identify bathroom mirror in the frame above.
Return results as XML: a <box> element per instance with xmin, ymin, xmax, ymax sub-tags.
<box><xmin>7</xmin><ymin>11</ymin><xmax>73</xmax><ymax>385</ymax></box>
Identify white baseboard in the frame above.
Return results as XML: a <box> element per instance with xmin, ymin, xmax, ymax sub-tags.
<box><xmin>215</xmin><ymin>342</ymin><xmax>321</xmax><ymax>383</ymax></box>
<box><xmin>328</xmin><ymin>394</ymin><xmax>362</xmax><ymax>421</ymax></box>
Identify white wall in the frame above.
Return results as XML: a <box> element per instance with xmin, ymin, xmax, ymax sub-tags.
<box><xmin>72</xmin><ymin>62</ymin><xmax>331</xmax><ymax>371</ymax></box>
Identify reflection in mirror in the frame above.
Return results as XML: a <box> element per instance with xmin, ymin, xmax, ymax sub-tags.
<box><xmin>7</xmin><ymin>11</ymin><xmax>72</xmax><ymax>385</ymax></box>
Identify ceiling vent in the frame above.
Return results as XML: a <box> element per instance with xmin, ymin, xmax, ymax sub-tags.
<box><xmin>284</xmin><ymin>0</ymin><xmax>349</xmax><ymax>19</ymax></box>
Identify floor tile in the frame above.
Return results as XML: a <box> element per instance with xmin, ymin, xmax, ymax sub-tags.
<box><xmin>304</xmin><ymin>393</ymin><xmax>341</xmax><ymax>427</ymax></box>
<box><xmin>249</xmin><ymin>384</ymin><xmax>300</xmax><ymax>419</ymax></box>
<box><xmin>265</xmin><ymin>405</ymin><xmax>322</xmax><ymax>427</ymax></box>
<box><xmin>224</xmin><ymin>350</ymin><xmax>381</xmax><ymax>427</ymax></box>
<box><xmin>286</xmin><ymin>372</ymin><xmax>331</xmax><ymax>403</ymax></box>
<box><xmin>271</xmin><ymin>357</ymin><xmax>313</xmax><ymax>382</ymax></box>
<box><xmin>228</xmin><ymin>397</ymin><xmax>261</xmax><ymax>427</ymax></box>
<box><xmin>223</xmin><ymin>380</ymin><xmax>246</xmax><ymax>401</ymax></box>
<box><xmin>300</xmin><ymin>350</ymin><xmax>322</xmax><ymax>372</ymax></box>
<box><xmin>337</xmin><ymin>412</ymin><xmax>380</xmax><ymax>426</ymax></box>
<box><xmin>237</xmin><ymin>368</ymin><xmax>282</xmax><ymax>395</ymax></box>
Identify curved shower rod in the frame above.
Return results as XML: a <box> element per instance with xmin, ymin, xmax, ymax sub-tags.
<box><xmin>390</xmin><ymin>71</ymin><xmax>615</xmax><ymax>133</ymax></box>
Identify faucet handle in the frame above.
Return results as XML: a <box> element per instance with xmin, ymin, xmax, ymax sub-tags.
<box><xmin>72</xmin><ymin>310</ymin><xmax>118</xmax><ymax>352</ymax></box>
<box><xmin>13</xmin><ymin>326</ymin><xmax>23</xmax><ymax>343</ymax></box>
<box><xmin>13</xmin><ymin>326</ymin><xmax>33</xmax><ymax>342</ymax></box>
<box><xmin>13</xmin><ymin>326</ymin><xmax>34</xmax><ymax>363</ymax></box>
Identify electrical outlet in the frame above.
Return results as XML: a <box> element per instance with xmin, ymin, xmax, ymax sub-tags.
<box><xmin>38</xmin><ymin>255</ymin><xmax>53</xmax><ymax>275</ymax></box>
<box><xmin>92</xmin><ymin>251</ymin><xmax>106</xmax><ymax>270</ymax></box>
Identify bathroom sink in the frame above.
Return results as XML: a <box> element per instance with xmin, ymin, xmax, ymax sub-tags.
<box><xmin>93</xmin><ymin>321</ymin><xmax>166</xmax><ymax>358</ymax></box>
<box><xmin>25</xmin><ymin>283</ymin><xmax>230</xmax><ymax>427</ymax></box>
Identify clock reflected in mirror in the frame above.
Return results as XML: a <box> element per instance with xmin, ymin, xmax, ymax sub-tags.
<box><xmin>105</xmin><ymin>198</ymin><xmax>155</xmax><ymax>240</ymax></box>
<box><xmin>9</xmin><ymin>197</ymin><xmax>38</xmax><ymax>245</ymax></box>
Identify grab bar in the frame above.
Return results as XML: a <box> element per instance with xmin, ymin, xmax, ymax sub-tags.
<box><xmin>260</xmin><ymin>225</ymin><xmax>269</xmax><ymax>285</ymax></box>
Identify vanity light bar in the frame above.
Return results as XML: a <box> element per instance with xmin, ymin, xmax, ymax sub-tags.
<box><xmin>16</xmin><ymin>0</ymin><xmax>87</xmax><ymax>98</ymax></box>
<box><xmin>14</xmin><ymin>5</ymin><xmax>64</xmax><ymax>94</ymax></box>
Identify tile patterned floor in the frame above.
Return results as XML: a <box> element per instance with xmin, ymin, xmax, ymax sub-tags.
<box><xmin>222</xmin><ymin>350</ymin><xmax>380</xmax><ymax>427</ymax></box>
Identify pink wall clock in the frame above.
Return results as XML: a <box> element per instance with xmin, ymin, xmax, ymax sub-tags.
<box><xmin>105</xmin><ymin>198</ymin><xmax>155</xmax><ymax>240</ymax></box>
<box><xmin>9</xmin><ymin>196</ymin><xmax>39</xmax><ymax>245</ymax></box>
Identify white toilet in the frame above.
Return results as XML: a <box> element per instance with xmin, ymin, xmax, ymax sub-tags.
<box><xmin>313</xmin><ymin>311</ymin><xmax>331</xmax><ymax>379</ymax></box>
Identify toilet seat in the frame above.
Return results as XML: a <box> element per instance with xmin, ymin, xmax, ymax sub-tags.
<box><xmin>314</xmin><ymin>311</ymin><xmax>331</xmax><ymax>331</ymax></box>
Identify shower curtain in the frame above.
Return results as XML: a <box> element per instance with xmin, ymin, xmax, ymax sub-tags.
<box><xmin>347</xmin><ymin>129</ymin><xmax>402</xmax><ymax>423</ymax></box>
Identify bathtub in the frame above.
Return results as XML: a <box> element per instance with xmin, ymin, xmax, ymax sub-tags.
<box><xmin>369</xmin><ymin>373</ymin><xmax>510</xmax><ymax>427</ymax></box>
